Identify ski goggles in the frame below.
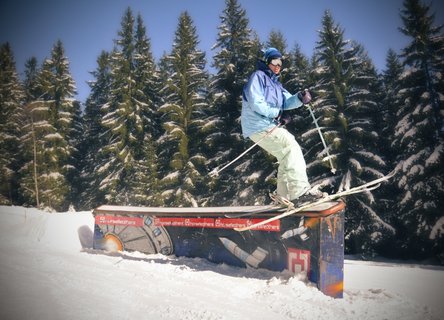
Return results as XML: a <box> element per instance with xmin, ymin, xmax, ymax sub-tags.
<box><xmin>269</xmin><ymin>58</ymin><xmax>282</xmax><ymax>67</ymax></box>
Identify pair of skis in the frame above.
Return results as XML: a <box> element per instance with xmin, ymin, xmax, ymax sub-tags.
<box><xmin>233</xmin><ymin>171</ymin><xmax>395</xmax><ymax>232</ymax></box>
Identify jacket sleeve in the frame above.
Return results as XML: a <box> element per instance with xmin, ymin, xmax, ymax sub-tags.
<box><xmin>282</xmin><ymin>89</ymin><xmax>304</xmax><ymax>110</ymax></box>
<box><xmin>244</xmin><ymin>72</ymin><xmax>280</xmax><ymax>119</ymax></box>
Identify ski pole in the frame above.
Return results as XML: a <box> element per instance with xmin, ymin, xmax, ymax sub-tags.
<box><xmin>209</xmin><ymin>124</ymin><xmax>280</xmax><ymax>177</ymax></box>
<box><xmin>306</xmin><ymin>104</ymin><xmax>336</xmax><ymax>174</ymax></box>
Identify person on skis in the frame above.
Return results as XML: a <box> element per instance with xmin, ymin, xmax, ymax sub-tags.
<box><xmin>241</xmin><ymin>47</ymin><xmax>323</xmax><ymax>206</ymax></box>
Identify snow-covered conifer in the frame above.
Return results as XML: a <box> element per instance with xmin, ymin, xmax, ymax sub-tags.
<box><xmin>0</xmin><ymin>43</ymin><xmax>25</xmax><ymax>205</ymax></box>
<box><xmin>19</xmin><ymin>40</ymin><xmax>80</xmax><ymax>211</ymax></box>
<box><xmin>207</xmin><ymin>0</ymin><xmax>262</xmax><ymax>205</ymax></box>
<box><xmin>312</xmin><ymin>11</ymin><xmax>393</xmax><ymax>256</ymax></box>
<box><xmin>78</xmin><ymin>51</ymin><xmax>112</xmax><ymax>208</ymax></box>
<box><xmin>94</xmin><ymin>8</ymin><xmax>161</xmax><ymax>206</ymax></box>
<box><xmin>157</xmin><ymin>11</ymin><xmax>209</xmax><ymax>206</ymax></box>
<box><xmin>391</xmin><ymin>0</ymin><xmax>444</xmax><ymax>261</ymax></box>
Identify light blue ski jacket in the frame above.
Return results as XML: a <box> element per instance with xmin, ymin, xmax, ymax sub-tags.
<box><xmin>241</xmin><ymin>61</ymin><xmax>304</xmax><ymax>138</ymax></box>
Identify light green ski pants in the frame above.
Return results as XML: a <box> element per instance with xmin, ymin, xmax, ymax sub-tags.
<box><xmin>250</xmin><ymin>127</ymin><xmax>310</xmax><ymax>201</ymax></box>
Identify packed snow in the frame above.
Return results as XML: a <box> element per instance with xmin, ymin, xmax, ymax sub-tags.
<box><xmin>0</xmin><ymin>205</ymin><xmax>442</xmax><ymax>320</ymax></box>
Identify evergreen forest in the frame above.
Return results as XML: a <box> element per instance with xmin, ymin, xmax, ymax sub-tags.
<box><xmin>1</xmin><ymin>0</ymin><xmax>443</xmax><ymax>263</ymax></box>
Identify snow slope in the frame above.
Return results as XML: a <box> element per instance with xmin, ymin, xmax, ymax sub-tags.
<box><xmin>0</xmin><ymin>205</ymin><xmax>442</xmax><ymax>320</ymax></box>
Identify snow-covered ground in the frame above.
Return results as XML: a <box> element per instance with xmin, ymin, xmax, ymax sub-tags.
<box><xmin>0</xmin><ymin>205</ymin><xmax>442</xmax><ymax>320</ymax></box>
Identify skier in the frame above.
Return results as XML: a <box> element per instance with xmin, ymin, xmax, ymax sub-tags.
<box><xmin>241</xmin><ymin>47</ymin><xmax>324</xmax><ymax>206</ymax></box>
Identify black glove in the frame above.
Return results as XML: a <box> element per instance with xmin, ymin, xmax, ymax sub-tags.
<box><xmin>297</xmin><ymin>89</ymin><xmax>312</xmax><ymax>104</ymax></box>
<box><xmin>277</xmin><ymin>112</ymin><xmax>291</xmax><ymax>125</ymax></box>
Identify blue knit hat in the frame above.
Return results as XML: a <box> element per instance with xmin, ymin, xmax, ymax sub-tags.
<box><xmin>263</xmin><ymin>47</ymin><xmax>282</xmax><ymax>63</ymax></box>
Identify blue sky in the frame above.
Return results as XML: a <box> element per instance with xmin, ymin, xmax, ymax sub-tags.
<box><xmin>1</xmin><ymin>0</ymin><xmax>443</xmax><ymax>103</ymax></box>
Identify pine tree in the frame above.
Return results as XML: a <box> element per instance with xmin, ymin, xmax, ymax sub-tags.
<box><xmin>97</xmin><ymin>9</ymin><xmax>137</xmax><ymax>204</ymax></box>
<box><xmin>381</xmin><ymin>49</ymin><xmax>404</xmax><ymax>166</ymax></box>
<box><xmin>313</xmin><ymin>11</ymin><xmax>393</xmax><ymax>256</ymax></box>
<box><xmin>20</xmin><ymin>40</ymin><xmax>80</xmax><ymax>211</ymax></box>
<box><xmin>130</xmin><ymin>13</ymin><xmax>163</xmax><ymax>205</ymax></box>
<box><xmin>308</xmin><ymin>11</ymin><xmax>349</xmax><ymax>180</ymax></box>
<box><xmin>79</xmin><ymin>51</ymin><xmax>112</xmax><ymax>208</ymax></box>
<box><xmin>377</xmin><ymin>50</ymin><xmax>405</xmax><ymax>252</ymax></box>
<box><xmin>66</xmin><ymin>99</ymin><xmax>83</xmax><ymax>208</ymax></box>
<box><xmin>392</xmin><ymin>0</ymin><xmax>444</xmax><ymax>262</ymax></box>
<box><xmin>20</xmin><ymin>57</ymin><xmax>42</xmax><ymax>207</ymax></box>
<box><xmin>158</xmin><ymin>11</ymin><xmax>209</xmax><ymax>206</ymax></box>
<box><xmin>0</xmin><ymin>43</ymin><xmax>25</xmax><ymax>205</ymax></box>
<box><xmin>207</xmin><ymin>0</ymin><xmax>262</xmax><ymax>205</ymax></box>
<box><xmin>23</xmin><ymin>57</ymin><xmax>40</xmax><ymax>102</ymax></box>
<box><xmin>134</xmin><ymin>14</ymin><xmax>161</xmax><ymax>138</ymax></box>
<box><xmin>97</xmin><ymin>8</ymin><xmax>160</xmax><ymax>205</ymax></box>
<box><xmin>400</xmin><ymin>0</ymin><xmax>444</xmax><ymax>140</ymax></box>
<box><xmin>20</xmin><ymin>100</ymin><xmax>46</xmax><ymax>208</ymax></box>
<box><xmin>285</xmin><ymin>44</ymin><xmax>312</xmax><ymax>93</ymax></box>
